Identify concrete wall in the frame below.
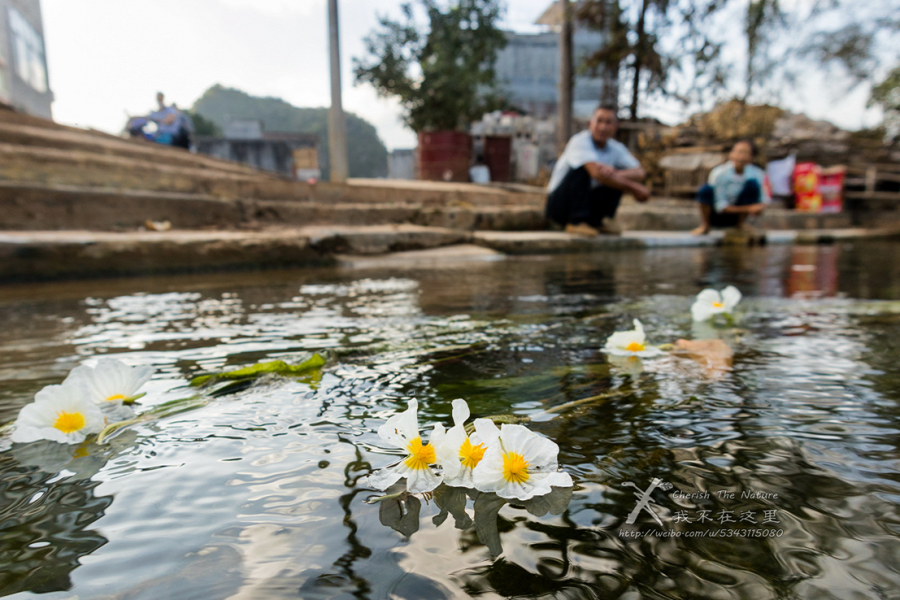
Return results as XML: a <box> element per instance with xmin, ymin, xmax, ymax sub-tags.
<box><xmin>0</xmin><ymin>0</ymin><xmax>52</xmax><ymax>119</ymax></box>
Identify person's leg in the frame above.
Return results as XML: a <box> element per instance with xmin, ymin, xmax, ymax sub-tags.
<box><xmin>734</xmin><ymin>180</ymin><xmax>763</xmax><ymax>229</ymax></box>
<box><xmin>594</xmin><ymin>186</ymin><xmax>623</xmax><ymax>220</ymax></box>
<box><xmin>546</xmin><ymin>166</ymin><xmax>597</xmax><ymax>230</ymax></box>
<box><xmin>692</xmin><ymin>184</ymin><xmax>714</xmax><ymax>235</ymax></box>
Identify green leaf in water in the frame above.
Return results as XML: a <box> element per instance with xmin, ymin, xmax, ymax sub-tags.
<box><xmin>190</xmin><ymin>354</ymin><xmax>327</xmax><ymax>388</ymax></box>
<box><xmin>379</xmin><ymin>492</ymin><xmax>422</xmax><ymax>538</ymax></box>
<box><xmin>432</xmin><ymin>484</ymin><xmax>472</xmax><ymax>529</ymax></box>
<box><xmin>521</xmin><ymin>486</ymin><xmax>574</xmax><ymax>517</ymax></box>
<box><xmin>473</xmin><ymin>492</ymin><xmax>507</xmax><ymax>558</ymax></box>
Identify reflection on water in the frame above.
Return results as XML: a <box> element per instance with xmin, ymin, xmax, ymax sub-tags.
<box><xmin>1</xmin><ymin>241</ymin><xmax>900</xmax><ymax>598</ymax></box>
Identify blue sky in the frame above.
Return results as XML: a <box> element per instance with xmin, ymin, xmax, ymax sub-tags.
<box><xmin>42</xmin><ymin>0</ymin><xmax>884</xmax><ymax>150</ymax></box>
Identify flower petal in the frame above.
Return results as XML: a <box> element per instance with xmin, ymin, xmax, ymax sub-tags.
<box><xmin>473</xmin><ymin>418</ymin><xmax>501</xmax><ymax>449</ymax></box>
<box><xmin>377</xmin><ymin>399</ymin><xmax>420</xmax><ymax>449</ymax></box>
<box><xmin>450</xmin><ymin>398</ymin><xmax>470</xmax><ymax>427</ymax></box>
<box><xmin>721</xmin><ymin>286</ymin><xmax>742</xmax><ymax>311</ymax></box>
<box><xmin>367</xmin><ymin>463</ymin><xmax>405</xmax><ymax>491</ymax></box>
<box><xmin>432</xmin><ymin>422</ymin><xmax>465</xmax><ymax>479</ymax></box>
<box><xmin>691</xmin><ymin>299</ymin><xmax>716</xmax><ymax>321</ymax></box>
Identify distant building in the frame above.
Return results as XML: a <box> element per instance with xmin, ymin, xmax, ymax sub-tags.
<box><xmin>0</xmin><ymin>0</ymin><xmax>52</xmax><ymax>119</ymax></box>
<box><xmin>494</xmin><ymin>1</ymin><xmax>617</xmax><ymax>119</ymax></box>
<box><xmin>388</xmin><ymin>149</ymin><xmax>416</xmax><ymax>180</ymax></box>
<box><xmin>196</xmin><ymin>120</ymin><xmax>321</xmax><ymax>180</ymax></box>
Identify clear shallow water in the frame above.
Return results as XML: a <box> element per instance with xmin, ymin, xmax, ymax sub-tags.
<box><xmin>2</xmin><ymin>242</ymin><xmax>900</xmax><ymax>599</ymax></box>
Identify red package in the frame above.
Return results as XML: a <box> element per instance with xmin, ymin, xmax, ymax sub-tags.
<box><xmin>818</xmin><ymin>167</ymin><xmax>845</xmax><ymax>213</ymax></box>
<box><xmin>793</xmin><ymin>162</ymin><xmax>821</xmax><ymax>212</ymax></box>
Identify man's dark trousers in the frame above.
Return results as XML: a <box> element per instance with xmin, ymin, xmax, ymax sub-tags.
<box><xmin>545</xmin><ymin>166</ymin><xmax>623</xmax><ymax>229</ymax></box>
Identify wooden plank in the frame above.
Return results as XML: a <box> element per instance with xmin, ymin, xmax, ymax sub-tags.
<box><xmin>845</xmin><ymin>191</ymin><xmax>900</xmax><ymax>201</ymax></box>
<box><xmin>866</xmin><ymin>166</ymin><xmax>877</xmax><ymax>192</ymax></box>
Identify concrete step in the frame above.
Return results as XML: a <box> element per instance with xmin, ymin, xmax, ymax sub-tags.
<box><xmin>0</xmin><ymin>182</ymin><xmax>545</xmax><ymax>231</ymax></box>
<box><xmin>0</xmin><ymin>180</ymin><xmax>857</xmax><ymax>233</ymax></box>
<box><xmin>0</xmin><ymin>121</ymin><xmax>259</xmax><ymax>175</ymax></box>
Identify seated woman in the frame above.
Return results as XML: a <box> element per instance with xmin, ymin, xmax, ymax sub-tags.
<box><xmin>692</xmin><ymin>139</ymin><xmax>770</xmax><ymax>235</ymax></box>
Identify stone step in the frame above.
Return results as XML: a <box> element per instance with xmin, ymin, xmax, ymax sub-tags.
<box><xmin>0</xmin><ymin>121</ymin><xmax>259</xmax><ymax>174</ymax></box>
<box><xmin>0</xmin><ymin>182</ymin><xmax>545</xmax><ymax>231</ymax></box>
<box><xmin>0</xmin><ymin>180</ymin><xmax>856</xmax><ymax>233</ymax></box>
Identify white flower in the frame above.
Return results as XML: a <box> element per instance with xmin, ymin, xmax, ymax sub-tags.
<box><xmin>367</xmin><ymin>399</ymin><xmax>446</xmax><ymax>494</ymax></box>
<box><xmin>11</xmin><ymin>384</ymin><xmax>106</xmax><ymax>445</ymax></box>
<box><xmin>603</xmin><ymin>319</ymin><xmax>664</xmax><ymax>357</ymax></box>
<box><xmin>691</xmin><ymin>286</ymin><xmax>741</xmax><ymax>321</ymax></box>
<box><xmin>64</xmin><ymin>359</ymin><xmax>153</xmax><ymax>421</ymax></box>
<box><xmin>434</xmin><ymin>399</ymin><xmax>487</xmax><ymax>489</ymax></box>
<box><xmin>471</xmin><ymin>419</ymin><xmax>573</xmax><ymax>501</ymax></box>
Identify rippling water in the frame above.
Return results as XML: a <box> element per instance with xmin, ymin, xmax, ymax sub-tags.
<box><xmin>2</xmin><ymin>241</ymin><xmax>900</xmax><ymax>599</ymax></box>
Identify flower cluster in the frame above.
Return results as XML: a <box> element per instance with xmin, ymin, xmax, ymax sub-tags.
<box><xmin>601</xmin><ymin>287</ymin><xmax>742</xmax><ymax>361</ymax></box>
<box><xmin>367</xmin><ymin>399</ymin><xmax>572</xmax><ymax>501</ymax></box>
<box><xmin>11</xmin><ymin>359</ymin><xmax>153</xmax><ymax>445</ymax></box>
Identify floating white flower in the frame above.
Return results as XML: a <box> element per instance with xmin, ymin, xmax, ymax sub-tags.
<box><xmin>64</xmin><ymin>359</ymin><xmax>153</xmax><ymax>421</ymax></box>
<box><xmin>434</xmin><ymin>399</ymin><xmax>487</xmax><ymax>489</ymax></box>
<box><xmin>603</xmin><ymin>319</ymin><xmax>664</xmax><ymax>357</ymax></box>
<box><xmin>691</xmin><ymin>286</ymin><xmax>741</xmax><ymax>321</ymax></box>
<box><xmin>368</xmin><ymin>399</ymin><xmax>447</xmax><ymax>494</ymax></box>
<box><xmin>11</xmin><ymin>384</ymin><xmax>106</xmax><ymax>445</ymax></box>
<box><xmin>471</xmin><ymin>419</ymin><xmax>573</xmax><ymax>501</ymax></box>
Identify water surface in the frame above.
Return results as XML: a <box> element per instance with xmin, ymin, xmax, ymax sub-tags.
<box><xmin>2</xmin><ymin>241</ymin><xmax>900</xmax><ymax>599</ymax></box>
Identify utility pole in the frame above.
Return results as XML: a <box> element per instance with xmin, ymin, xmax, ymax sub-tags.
<box><xmin>328</xmin><ymin>0</ymin><xmax>349</xmax><ymax>182</ymax></box>
<box><xmin>557</xmin><ymin>0</ymin><xmax>573</xmax><ymax>154</ymax></box>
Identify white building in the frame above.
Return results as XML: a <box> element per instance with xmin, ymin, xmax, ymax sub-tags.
<box><xmin>0</xmin><ymin>0</ymin><xmax>52</xmax><ymax>119</ymax></box>
<box><xmin>494</xmin><ymin>1</ymin><xmax>618</xmax><ymax>119</ymax></box>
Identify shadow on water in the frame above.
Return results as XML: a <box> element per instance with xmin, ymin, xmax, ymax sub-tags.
<box><xmin>0</xmin><ymin>440</ymin><xmax>117</xmax><ymax>595</ymax></box>
<box><xmin>2</xmin><ymin>241</ymin><xmax>900</xmax><ymax>598</ymax></box>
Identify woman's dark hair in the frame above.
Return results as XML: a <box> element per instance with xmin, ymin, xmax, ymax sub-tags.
<box><xmin>733</xmin><ymin>138</ymin><xmax>757</xmax><ymax>158</ymax></box>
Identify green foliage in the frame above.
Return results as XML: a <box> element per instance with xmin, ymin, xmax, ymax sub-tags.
<box><xmin>185</xmin><ymin>110</ymin><xmax>222</xmax><ymax>137</ymax></box>
<box><xmin>744</xmin><ymin>0</ymin><xmax>786</xmax><ymax>101</ymax></box>
<box><xmin>578</xmin><ymin>0</ymin><xmax>729</xmax><ymax>119</ymax></box>
<box><xmin>191</xmin><ymin>85</ymin><xmax>387</xmax><ymax>178</ymax></box>
<box><xmin>745</xmin><ymin>0</ymin><xmax>898</xmax><ymax>102</ymax></box>
<box><xmin>353</xmin><ymin>0</ymin><xmax>508</xmax><ymax>132</ymax></box>
<box><xmin>870</xmin><ymin>64</ymin><xmax>900</xmax><ymax>141</ymax></box>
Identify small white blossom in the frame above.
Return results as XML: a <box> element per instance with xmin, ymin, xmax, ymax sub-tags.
<box><xmin>691</xmin><ymin>286</ymin><xmax>741</xmax><ymax>321</ymax></box>
<box><xmin>603</xmin><ymin>319</ymin><xmax>664</xmax><ymax>358</ymax></box>
<box><xmin>11</xmin><ymin>384</ymin><xmax>106</xmax><ymax>445</ymax></box>
<box><xmin>471</xmin><ymin>419</ymin><xmax>572</xmax><ymax>501</ymax></box>
<box><xmin>64</xmin><ymin>359</ymin><xmax>153</xmax><ymax>421</ymax></box>
<box><xmin>433</xmin><ymin>399</ymin><xmax>487</xmax><ymax>489</ymax></box>
<box><xmin>367</xmin><ymin>399</ymin><xmax>445</xmax><ymax>494</ymax></box>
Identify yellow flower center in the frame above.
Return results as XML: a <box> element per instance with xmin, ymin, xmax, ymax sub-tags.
<box><xmin>712</xmin><ymin>302</ymin><xmax>723</xmax><ymax>308</ymax></box>
<box><xmin>502</xmin><ymin>451</ymin><xmax>530</xmax><ymax>484</ymax></box>
<box><xmin>105</xmin><ymin>394</ymin><xmax>125</xmax><ymax>402</ymax></box>
<box><xmin>53</xmin><ymin>411</ymin><xmax>86</xmax><ymax>434</ymax></box>
<box><xmin>625</xmin><ymin>341</ymin><xmax>645</xmax><ymax>352</ymax></box>
<box><xmin>403</xmin><ymin>437</ymin><xmax>436</xmax><ymax>471</ymax></box>
<box><xmin>459</xmin><ymin>437</ymin><xmax>486</xmax><ymax>469</ymax></box>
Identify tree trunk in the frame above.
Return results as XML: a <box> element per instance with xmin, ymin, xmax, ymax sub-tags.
<box><xmin>558</xmin><ymin>0</ymin><xmax>574</xmax><ymax>152</ymax></box>
<box><xmin>629</xmin><ymin>0</ymin><xmax>648</xmax><ymax>121</ymax></box>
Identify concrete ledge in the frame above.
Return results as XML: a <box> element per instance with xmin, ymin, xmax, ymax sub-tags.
<box><xmin>0</xmin><ymin>225</ymin><xmax>472</xmax><ymax>281</ymax></box>
<box><xmin>2</xmin><ymin>225</ymin><xmax>898</xmax><ymax>282</ymax></box>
